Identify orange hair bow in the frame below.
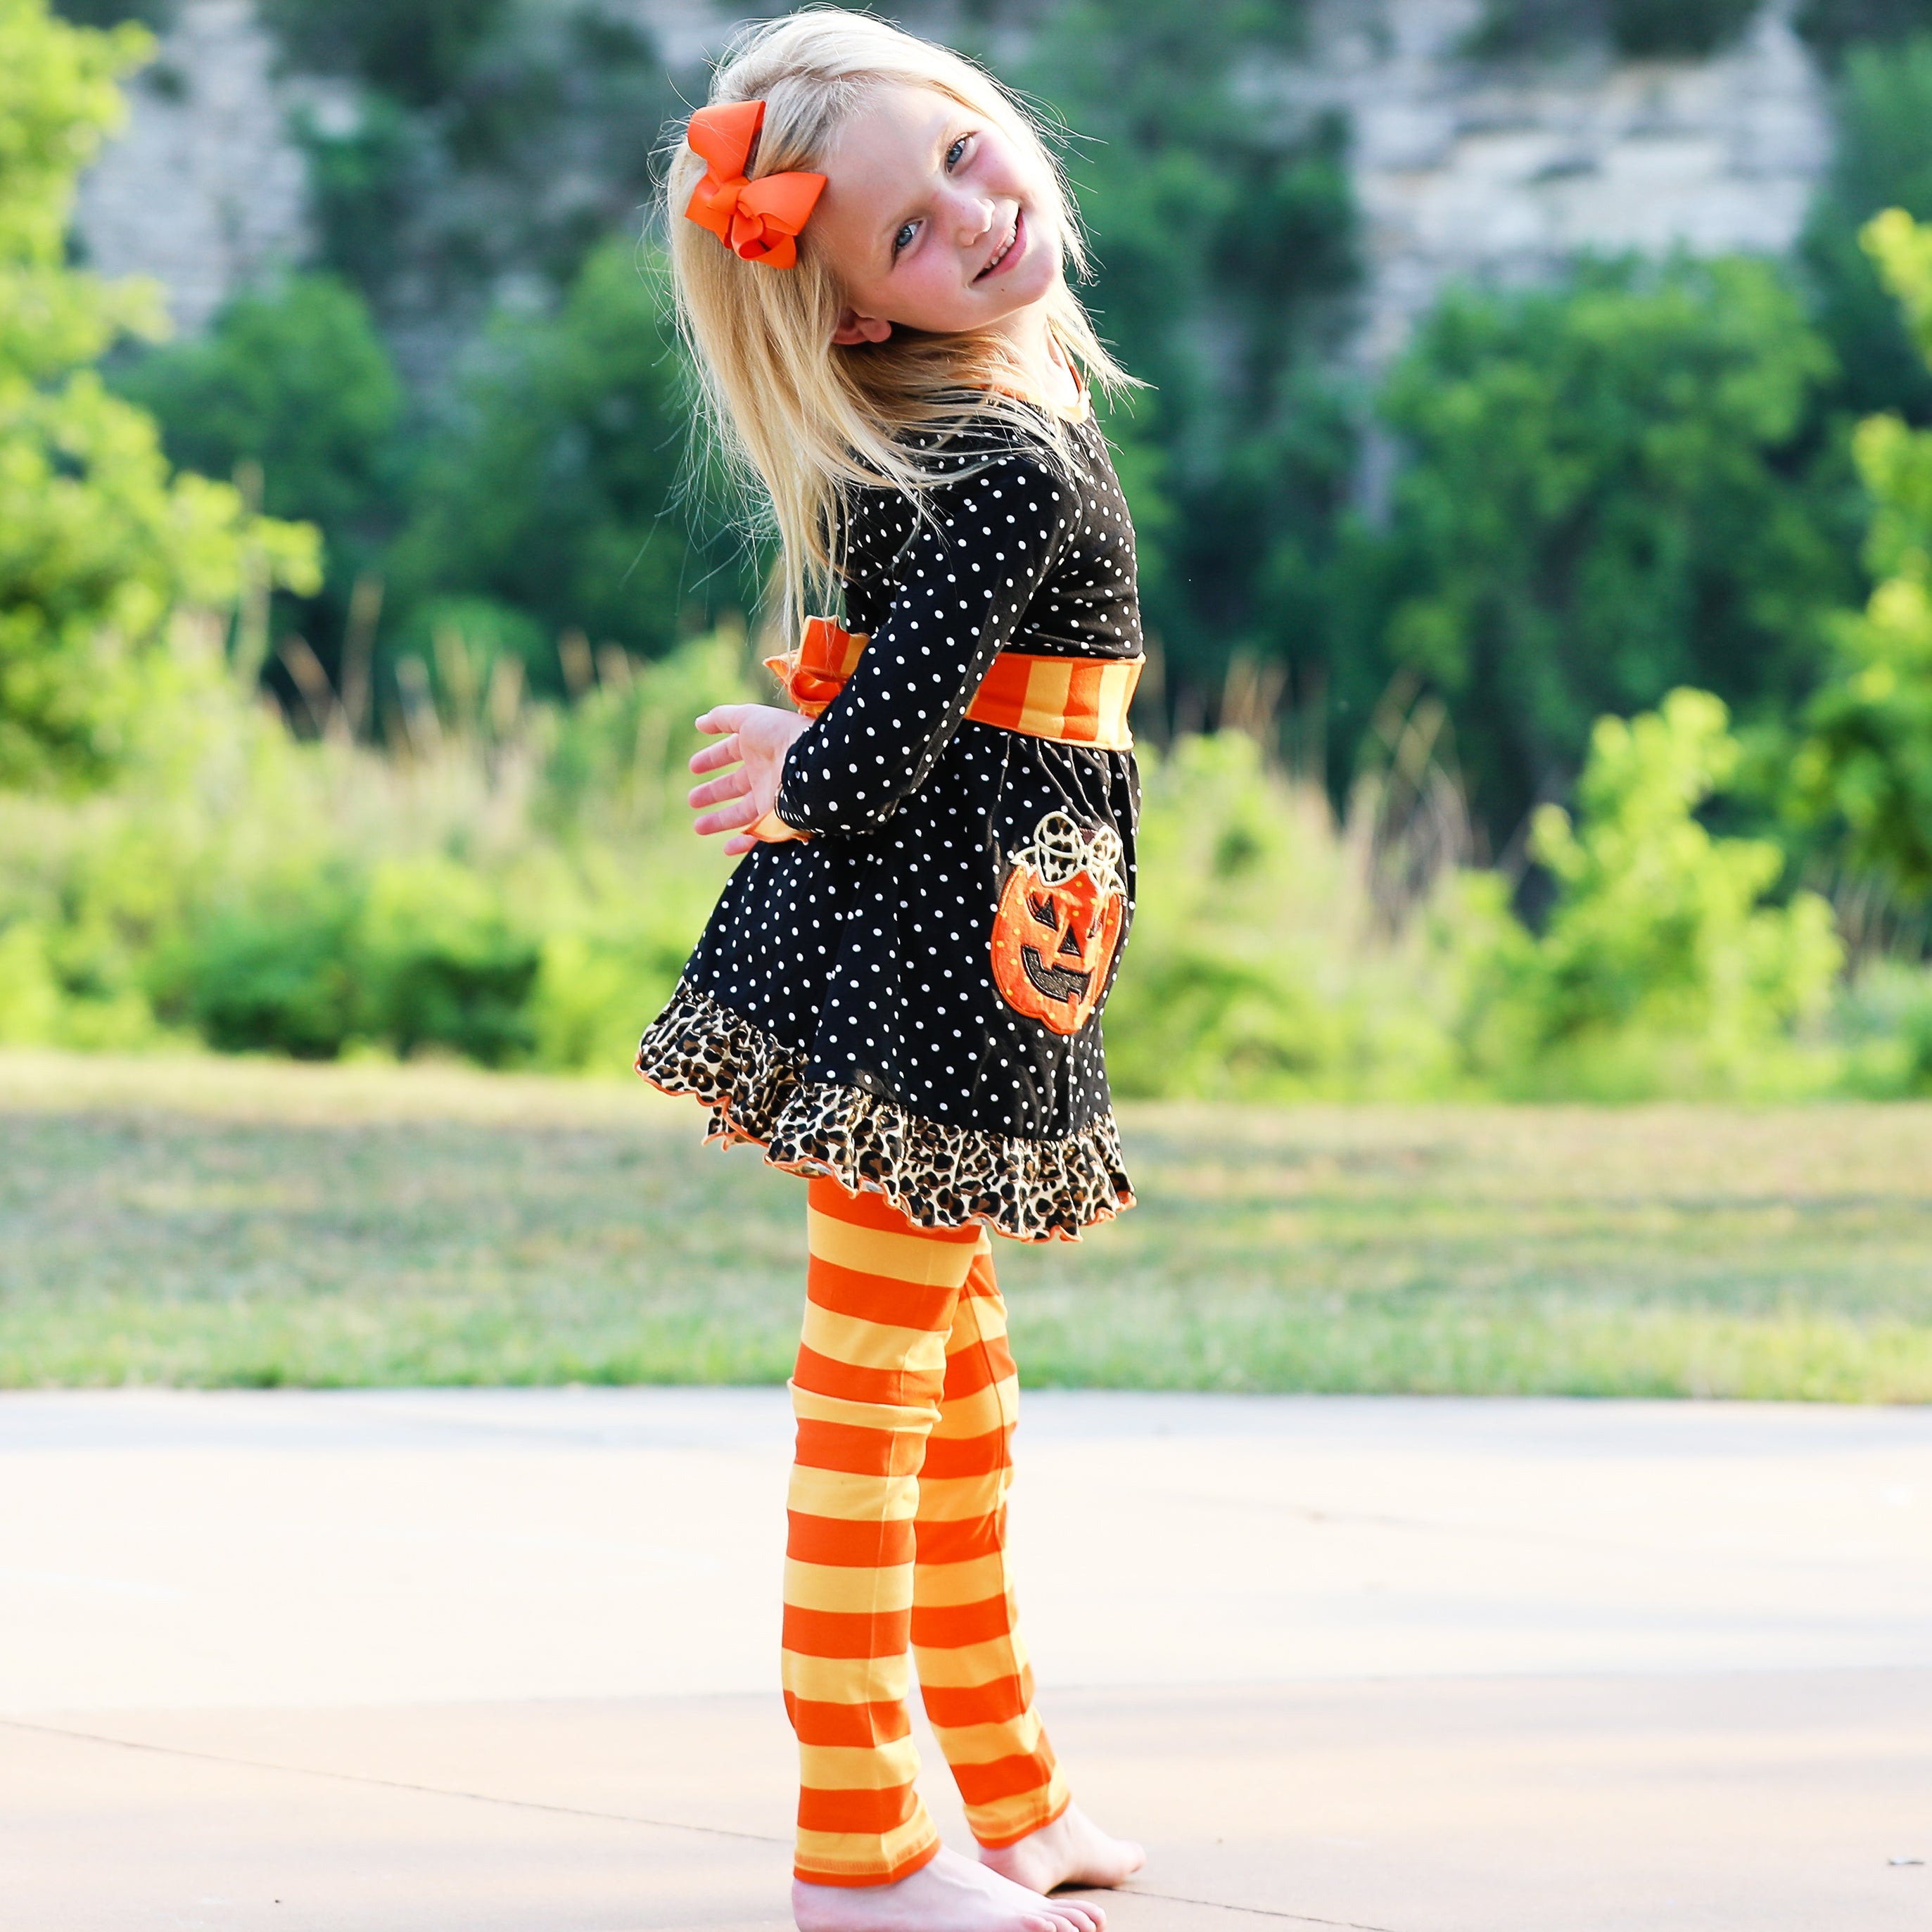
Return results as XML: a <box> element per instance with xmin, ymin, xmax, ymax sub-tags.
<box><xmin>684</xmin><ymin>100</ymin><xmax>826</xmax><ymax>269</ymax></box>
<box><xmin>763</xmin><ymin>616</ymin><xmax>868</xmax><ymax>716</ymax></box>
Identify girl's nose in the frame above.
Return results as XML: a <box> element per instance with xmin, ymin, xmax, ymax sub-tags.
<box><xmin>954</xmin><ymin>193</ymin><xmax>996</xmax><ymax>247</ymax></box>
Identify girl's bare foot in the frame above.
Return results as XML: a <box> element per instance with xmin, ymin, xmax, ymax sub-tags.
<box><xmin>793</xmin><ymin>1845</ymin><xmax>1105</xmax><ymax>1932</ymax></box>
<box><xmin>977</xmin><ymin>1804</ymin><xmax>1145</xmax><ymax>1895</ymax></box>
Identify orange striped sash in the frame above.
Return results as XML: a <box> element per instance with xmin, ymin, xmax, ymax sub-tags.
<box><xmin>965</xmin><ymin>651</ymin><xmax>1139</xmax><ymax>752</ymax></box>
<box><xmin>765</xmin><ymin>620</ymin><xmax>1141</xmax><ymax>751</ymax></box>
<box><xmin>751</xmin><ymin>622</ymin><xmax>1140</xmax><ymax>845</ymax></box>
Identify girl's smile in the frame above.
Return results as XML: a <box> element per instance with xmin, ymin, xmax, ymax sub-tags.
<box><xmin>975</xmin><ymin>208</ymin><xmax>1024</xmax><ymax>281</ymax></box>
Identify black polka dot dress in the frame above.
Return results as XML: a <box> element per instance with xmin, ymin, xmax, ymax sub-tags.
<box><xmin>635</xmin><ymin>401</ymin><xmax>1141</xmax><ymax>1241</ymax></box>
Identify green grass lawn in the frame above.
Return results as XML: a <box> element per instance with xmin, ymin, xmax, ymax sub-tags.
<box><xmin>4</xmin><ymin>1049</ymin><xmax>1931</xmax><ymax>1399</ymax></box>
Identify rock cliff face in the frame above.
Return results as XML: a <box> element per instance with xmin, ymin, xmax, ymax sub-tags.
<box><xmin>1318</xmin><ymin>0</ymin><xmax>1833</xmax><ymax>363</ymax></box>
<box><xmin>73</xmin><ymin>0</ymin><xmax>314</xmax><ymax>333</ymax></box>
<box><xmin>72</xmin><ymin>0</ymin><xmax>1836</xmax><ymax>355</ymax></box>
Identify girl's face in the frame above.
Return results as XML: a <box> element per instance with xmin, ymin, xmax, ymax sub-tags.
<box><xmin>812</xmin><ymin>83</ymin><xmax>1062</xmax><ymax>346</ymax></box>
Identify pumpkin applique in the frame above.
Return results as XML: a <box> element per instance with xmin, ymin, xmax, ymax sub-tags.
<box><xmin>989</xmin><ymin>811</ymin><xmax>1126</xmax><ymax>1036</ymax></box>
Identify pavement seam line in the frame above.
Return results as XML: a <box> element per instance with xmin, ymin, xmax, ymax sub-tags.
<box><xmin>1101</xmin><ymin>1889</ymin><xmax>1402</xmax><ymax>1931</ymax></box>
<box><xmin>4</xmin><ymin>1717</ymin><xmax>1412</xmax><ymax>1928</ymax></box>
<box><xmin>0</xmin><ymin>1715</ymin><xmax>792</xmax><ymax>1848</ymax></box>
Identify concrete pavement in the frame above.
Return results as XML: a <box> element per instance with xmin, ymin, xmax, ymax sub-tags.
<box><xmin>2</xmin><ymin>1389</ymin><xmax>1928</xmax><ymax>1929</ymax></box>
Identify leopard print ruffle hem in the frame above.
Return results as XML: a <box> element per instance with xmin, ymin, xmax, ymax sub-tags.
<box><xmin>634</xmin><ymin>980</ymin><xmax>1134</xmax><ymax>1243</ymax></box>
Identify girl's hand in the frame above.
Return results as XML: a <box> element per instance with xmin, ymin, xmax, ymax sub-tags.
<box><xmin>688</xmin><ymin>704</ymin><xmax>815</xmax><ymax>855</ymax></box>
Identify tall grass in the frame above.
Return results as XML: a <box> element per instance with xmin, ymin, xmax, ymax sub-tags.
<box><xmin>3</xmin><ymin>616</ymin><xmax>1929</xmax><ymax>1096</ymax></box>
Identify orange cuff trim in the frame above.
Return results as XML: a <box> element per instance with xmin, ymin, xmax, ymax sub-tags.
<box><xmin>970</xmin><ymin>1789</ymin><xmax>1072</xmax><ymax>1852</ymax></box>
<box><xmin>748</xmin><ymin>808</ymin><xmax>806</xmax><ymax>845</ymax></box>
<box><xmin>794</xmin><ymin>1833</ymin><xmax>943</xmax><ymax>1888</ymax></box>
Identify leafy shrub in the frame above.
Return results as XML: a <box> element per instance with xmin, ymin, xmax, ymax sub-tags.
<box><xmin>353</xmin><ymin>856</ymin><xmax>539</xmax><ymax>1064</ymax></box>
<box><xmin>1831</xmin><ymin>956</ymin><xmax>1932</xmax><ymax>1090</ymax></box>
<box><xmin>155</xmin><ymin>854</ymin><xmax>543</xmax><ymax>1065</ymax></box>
<box><xmin>32</xmin><ymin>623</ymin><xmax>743</xmax><ymax>1070</ymax></box>
<box><xmin>294</xmin><ymin>89</ymin><xmax>426</xmax><ymax>301</ymax></box>
<box><xmin>50</xmin><ymin>1</ymin><xmax>172</xmax><ymax>25</ymax></box>
<box><xmin>0</xmin><ymin>642</ymin><xmax>1891</xmax><ymax>1098</ymax></box>
<box><xmin>1478</xmin><ymin>689</ymin><xmax>1843</xmax><ymax>1095</ymax></box>
<box><xmin>1103</xmin><ymin>731</ymin><xmax>1508</xmax><ymax>1101</ymax></box>
<box><xmin>1370</xmin><ymin>255</ymin><xmax>1851</xmax><ymax>834</ymax></box>
<box><xmin>113</xmin><ymin>271</ymin><xmax>408</xmax><ymax>710</ymax></box>
<box><xmin>277</xmin><ymin>1</ymin><xmax>676</xmax><ymax>315</ymax></box>
<box><xmin>166</xmin><ymin>880</ymin><xmax>361</xmax><ymax>1058</ymax></box>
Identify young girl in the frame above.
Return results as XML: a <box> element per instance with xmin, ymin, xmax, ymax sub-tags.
<box><xmin>635</xmin><ymin>13</ymin><xmax>1148</xmax><ymax>1929</ymax></box>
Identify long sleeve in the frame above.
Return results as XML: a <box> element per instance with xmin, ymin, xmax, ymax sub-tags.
<box><xmin>773</xmin><ymin>450</ymin><xmax>1072</xmax><ymax>837</ymax></box>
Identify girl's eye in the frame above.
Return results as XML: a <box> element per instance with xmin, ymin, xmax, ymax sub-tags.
<box><xmin>892</xmin><ymin>220</ymin><xmax>919</xmax><ymax>258</ymax></box>
<box><xmin>946</xmin><ymin>135</ymin><xmax>969</xmax><ymax>169</ymax></box>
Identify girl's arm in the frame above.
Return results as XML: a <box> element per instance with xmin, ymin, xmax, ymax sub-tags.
<box><xmin>771</xmin><ymin>449</ymin><xmax>1071</xmax><ymax>838</ymax></box>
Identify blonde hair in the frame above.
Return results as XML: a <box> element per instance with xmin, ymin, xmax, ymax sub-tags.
<box><xmin>661</xmin><ymin>7</ymin><xmax>1133</xmax><ymax>641</ymax></box>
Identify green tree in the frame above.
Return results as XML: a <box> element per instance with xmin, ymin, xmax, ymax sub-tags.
<box><xmin>386</xmin><ymin>238</ymin><xmax>742</xmax><ymax>681</ymax></box>
<box><xmin>0</xmin><ymin>0</ymin><xmax>317</xmax><ymax>789</ymax></box>
<box><xmin>1015</xmin><ymin>0</ymin><xmax>1358</xmax><ymax>699</ymax></box>
<box><xmin>113</xmin><ymin>273</ymin><xmax>407</xmax><ymax>695</ymax></box>
<box><xmin>1796</xmin><ymin>0</ymin><xmax>1932</xmax><ymax>63</ymax></box>
<box><xmin>1471</xmin><ymin>0</ymin><xmax>1760</xmax><ymax>58</ymax></box>
<box><xmin>1368</xmin><ymin>255</ymin><xmax>1852</xmax><ymax>834</ymax></box>
<box><xmin>280</xmin><ymin>0</ymin><xmax>680</xmax><ymax>315</ymax></box>
<box><xmin>116</xmin><ymin>274</ymin><xmax>403</xmax><ymax>538</ymax></box>
<box><xmin>1798</xmin><ymin>33</ymin><xmax>1932</xmax><ymax>426</ymax></box>
<box><xmin>258</xmin><ymin>0</ymin><xmax>510</xmax><ymax>106</ymax></box>
<box><xmin>1792</xmin><ymin>210</ymin><xmax>1932</xmax><ymax>894</ymax></box>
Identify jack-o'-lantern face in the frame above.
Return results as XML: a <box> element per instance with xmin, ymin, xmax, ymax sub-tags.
<box><xmin>990</xmin><ymin>813</ymin><xmax>1126</xmax><ymax>1036</ymax></box>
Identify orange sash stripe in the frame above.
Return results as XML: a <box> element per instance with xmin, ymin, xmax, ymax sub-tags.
<box><xmin>753</xmin><ymin>628</ymin><xmax>1140</xmax><ymax>844</ymax></box>
<box><xmin>965</xmin><ymin>651</ymin><xmax>1140</xmax><ymax>751</ymax></box>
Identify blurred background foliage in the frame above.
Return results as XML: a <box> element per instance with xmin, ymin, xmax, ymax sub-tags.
<box><xmin>11</xmin><ymin>0</ymin><xmax>1932</xmax><ymax>1095</ymax></box>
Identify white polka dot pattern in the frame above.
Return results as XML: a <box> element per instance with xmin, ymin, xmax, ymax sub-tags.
<box><xmin>637</xmin><ymin>407</ymin><xmax>1143</xmax><ymax>1232</ymax></box>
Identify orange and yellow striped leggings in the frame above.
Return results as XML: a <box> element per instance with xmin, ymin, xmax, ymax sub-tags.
<box><xmin>784</xmin><ymin>1177</ymin><xmax>1070</xmax><ymax>1887</ymax></box>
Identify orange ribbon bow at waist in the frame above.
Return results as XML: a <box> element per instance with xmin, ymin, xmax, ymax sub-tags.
<box><xmin>762</xmin><ymin>615</ymin><xmax>869</xmax><ymax>716</ymax></box>
<box><xmin>684</xmin><ymin>100</ymin><xmax>825</xmax><ymax>269</ymax></box>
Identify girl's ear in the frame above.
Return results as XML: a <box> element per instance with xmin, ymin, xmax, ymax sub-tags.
<box><xmin>832</xmin><ymin>308</ymin><xmax>894</xmax><ymax>346</ymax></box>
